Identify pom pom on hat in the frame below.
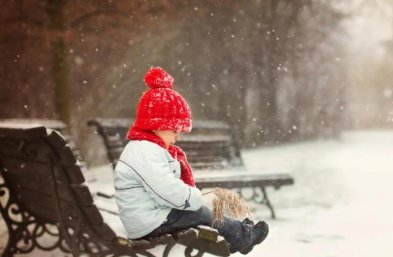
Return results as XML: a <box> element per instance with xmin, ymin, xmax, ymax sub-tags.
<box><xmin>144</xmin><ymin>67</ymin><xmax>174</xmax><ymax>89</ymax></box>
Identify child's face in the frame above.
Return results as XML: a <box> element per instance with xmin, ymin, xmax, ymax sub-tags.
<box><xmin>153</xmin><ymin>130</ymin><xmax>181</xmax><ymax>148</ymax></box>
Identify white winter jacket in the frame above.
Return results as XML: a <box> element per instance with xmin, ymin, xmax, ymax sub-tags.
<box><xmin>114</xmin><ymin>140</ymin><xmax>203</xmax><ymax>239</ymax></box>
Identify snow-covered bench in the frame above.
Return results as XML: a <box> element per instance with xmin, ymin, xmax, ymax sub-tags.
<box><xmin>0</xmin><ymin>123</ymin><xmax>230</xmax><ymax>257</ymax></box>
<box><xmin>88</xmin><ymin>118</ymin><xmax>294</xmax><ymax>219</ymax></box>
<box><xmin>0</xmin><ymin>118</ymin><xmax>97</xmax><ymax>183</ymax></box>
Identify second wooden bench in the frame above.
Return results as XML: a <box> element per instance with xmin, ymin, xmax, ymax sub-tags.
<box><xmin>88</xmin><ymin>118</ymin><xmax>294</xmax><ymax>219</ymax></box>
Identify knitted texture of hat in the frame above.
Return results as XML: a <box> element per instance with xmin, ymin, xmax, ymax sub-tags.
<box><xmin>132</xmin><ymin>67</ymin><xmax>192</xmax><ymax>132</ymax></box>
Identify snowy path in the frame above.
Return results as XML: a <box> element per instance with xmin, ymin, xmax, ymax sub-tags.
<box><xmin>1</xmin><ymin>130</ymin><xmax>392</xmax><ymax>256</ymax></box>
<box><xmin>240</xmin><ymin>130</ymin><xmax>393</xmax><ymax>257</ymax></box>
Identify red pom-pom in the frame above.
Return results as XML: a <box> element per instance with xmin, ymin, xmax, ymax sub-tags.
<box><xmin>144</xmin><ymin>67</ymin><xmax>174</xmax><ymax>89</ymax></box>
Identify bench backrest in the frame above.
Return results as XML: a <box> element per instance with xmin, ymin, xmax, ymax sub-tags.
<box><xmin>88</xmin><ymin>118</ymin><xmax>245</xmax><ymax>171</ymax></box>
<box><xmin>0</xmin><ymin>119</ymin><xmax>96</xmax><ymax>182</ymax></box>
<box><xmin>0</xmin><ymin>123</ymin><xmax>117</xmax><ymax>255</ymax></box>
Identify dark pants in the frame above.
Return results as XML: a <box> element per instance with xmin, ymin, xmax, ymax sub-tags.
<box><xmin>145</xmin><ymin>206</ymin><xmax>255</xmax><ymax>253</ymax></box>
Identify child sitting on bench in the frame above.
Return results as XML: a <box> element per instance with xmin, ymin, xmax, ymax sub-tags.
<box><xmin>114</xmin><ymin>67</ymin><xmax>269</xmax><ymax>254</ymax></box>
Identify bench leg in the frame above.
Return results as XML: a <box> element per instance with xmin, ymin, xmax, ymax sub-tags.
<box><xmin>0</xmin><ymin>183</ymin><xmax>33</xmax><ymax>257</ymax></box>
<box><xmin>185</xmin><ymin>246</ymin><xmax>205</xmax><ymax>257</ymax></box>
<box><xmin>163</xmin><ymin>241</ymin><xmax>205</xmax><ymax>257</ymax></box>
<box><xmin>163</xmin><ymin>240</ymin><xmax>176</xmax><ymax>257</ymax></box>
<box><xmin>237</xmin><ymin>186</ymin><xmax>276</xmax><ymax>219</ymax></box>
<box><xmin>260</xmin><ymin>187</ymin><xmax>276</xmax><ymax>219</ymax></box>
<box><xmin>0</xmin><ymin>182</ymin><xmax>71</xmax><ymax>256</ymax></box>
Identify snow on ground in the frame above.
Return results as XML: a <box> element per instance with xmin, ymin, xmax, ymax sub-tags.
<box><xmin>2</xmin><ymin>130</ymin><xmax>393</xmax><ymax>256</ymax></box>
<box><xmin>240</xmin><ymin>130</ymin><xmax>393</xmax><ymax>257</ymax></box>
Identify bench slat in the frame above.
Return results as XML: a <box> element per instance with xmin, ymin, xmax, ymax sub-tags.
<box><xmin>176</xmin><ymin>228</ymin><xmax>230</xmax><ymax>256</ymax></box>
<box><xmin>81</xmin><ymin>205</ymin><xmax>104</xmax><ymax>225</ymax></box>
<box><xmin>1</xmin><ymin>157</ymin><xmax>52</xmax><ymax>178</ymax></box>
<box><xmin>1</xmin><ymin>158</ymin><xmax>84</xmax><ymax>205</ymax></box>
<box><xmin>105</xmin><ymin>137</ymin><xmax>125</xmax><ymax>148</ymax></box>
<box><xmin>0</xmin><ymin>123</ymin><xmax>47</xmax><ymax>139</ymax></box>
<box><xmin>58</xmin><ymin>146</ymin><xmax>77</xmax><ymax>167</ymax></box>
<box><xmin>191</xmin><ymin>163</ymin><xmax>225</xmax><ymax>170</ymax></box>
<box><xmin>71</xmin><ymin>184</ymin><xmax>94</xmax><ymax>206</ymax></box>
<box><xmin>131</xmin><ymin>239</ymin><xmax>154</xmax><ymax>250</ymax></box>
<box><xmin>179</xmin><ymin>135</ymin><xmax>232</xmax><ymax>142</ymax></box>
<box><xmin>92</xmin><ymin>223</ymin><xmax>117</xmax><ymax>242</ymax></box>
<box><xmin>196</xmin><ymin>226</ymin><xmax>219</xmax><ymax>242</ymax></box>
<box><xmin>12</xmin><ymin>187</ymin><xmax>60</xmax><ymax>222</ymax></box>
<box><xmin>22</xmin><ymin>201</ymin><xmax>59</xmax><ymax>223</ymax></box>
<box><xmin>186</xmin><ymin>156</ymin><xmax>226</xmax><ymax>162</ymax></box>
<box><xmin>148</xmin><ymin>234</ymin><xmax>175</xmax><ymax>246</ymax></box>
<box><xmin>0</xmin><ymin>139</ymin><xmax>23</xmax><ymax>159</ymax></box>
<box><xmin>46</xmin><ymin>130</ymin><xmax>67</xmax><ymax>149</ymax></box>
<box><xmin>13</xmin><ymin>186</ymin><xmax>57</xmax><ymax>210</ymax></box>
<box><xmin>0</xmin><ymin>140</ymin><xmax>51</xmax><ymax>163</ymax></box>
<box><xmin>175</xmin><ymin>228</ymin><xmax>198</xmax><ymax>243</ymax></box>
<box><xmin>176</xmin><ymin>142</ymin><xmax>231</xmax><ymax>150</ymax></box>
<box><xmin>6</xmin><ymin>172</ymin><xmax>77</xmax><ymax>203</ymax></box>
<box><xmin>195</xmin><ymin>173</ymin><xmax>294</xmax><ymax>189</ymax></box>
<box><xmin>65</xmin><ymin>164</ymin><xmax>86</xmax><ymax>185</ymax></box>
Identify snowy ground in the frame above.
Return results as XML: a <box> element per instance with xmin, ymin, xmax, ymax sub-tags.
<box><xmin>1</xmin><ymin>130</ymin><xmax>392</xmax><ymax>256</ymax></box>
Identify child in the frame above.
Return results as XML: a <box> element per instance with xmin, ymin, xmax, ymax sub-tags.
<box><xmin>114</xmin><ymin>67</ymin><xmax>269</xmax><ymax>254</ymax></box>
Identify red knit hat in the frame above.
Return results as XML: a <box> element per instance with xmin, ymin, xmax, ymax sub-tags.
<box><xmin>132</xmin><ymin>67</ymin><xmax>192</xmax><ymax>132</ymax></box>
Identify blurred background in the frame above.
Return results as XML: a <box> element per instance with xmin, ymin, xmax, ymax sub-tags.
<box><xmin>0</xmin><ymin>0</ymin><xmax>392</xmax><ymax>164</ymax></box>
<box><xmin>1</xmin><ymin>1</ymin><xmax>393</xmax><ymax>256</ymax></box>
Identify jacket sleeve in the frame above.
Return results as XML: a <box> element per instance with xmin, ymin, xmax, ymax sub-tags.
<box><xmin>129</xmin><ymin>147</ymin><xmax>203</xmax><ymax>211</ymax></box>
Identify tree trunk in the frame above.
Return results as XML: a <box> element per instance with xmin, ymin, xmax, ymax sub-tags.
<box><xmin>260</xmin><ymin>0</ymin><xmax>279</xmax><ymax>143</ymax></box>
<box><xmin>52</xmin><ymin>38</ymin><xmax>69</xmax><ymax>126</ymax></box>
<box><xmin>46</xmin><ymin>0</ymin><xmax>70</xmax><ymax>127</ymax></box>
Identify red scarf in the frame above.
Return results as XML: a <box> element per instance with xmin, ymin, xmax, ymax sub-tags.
<box><xmin>127</xmin><ymin>127</ymin><xmax>195</xmax><ymax>187</ymax></box>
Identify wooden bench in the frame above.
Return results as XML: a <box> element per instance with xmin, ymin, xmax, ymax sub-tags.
<box><xmin>0</xmin><ymin>123</ymin><xmax>230</xmax><ymax>257</ymax></box>
<box><xmin>88</xmin><ymin>118</ymin><xmax>294</xmax><ymax>219</ymax></box>
<box><xmin>0</xmin><ymin>119</ymin><xmax>96</xmax><ymax>183</ymax></box>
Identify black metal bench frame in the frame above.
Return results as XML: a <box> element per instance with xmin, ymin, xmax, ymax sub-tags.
<box><xmin>88</xmin><ymin>118</ymin><xmax>294</xmax><ymax>219</ymax></box>
<box><xmin>0</xmin><ymin>124</ymin><xmax>230</xmax><ymax>257</ymax></box>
